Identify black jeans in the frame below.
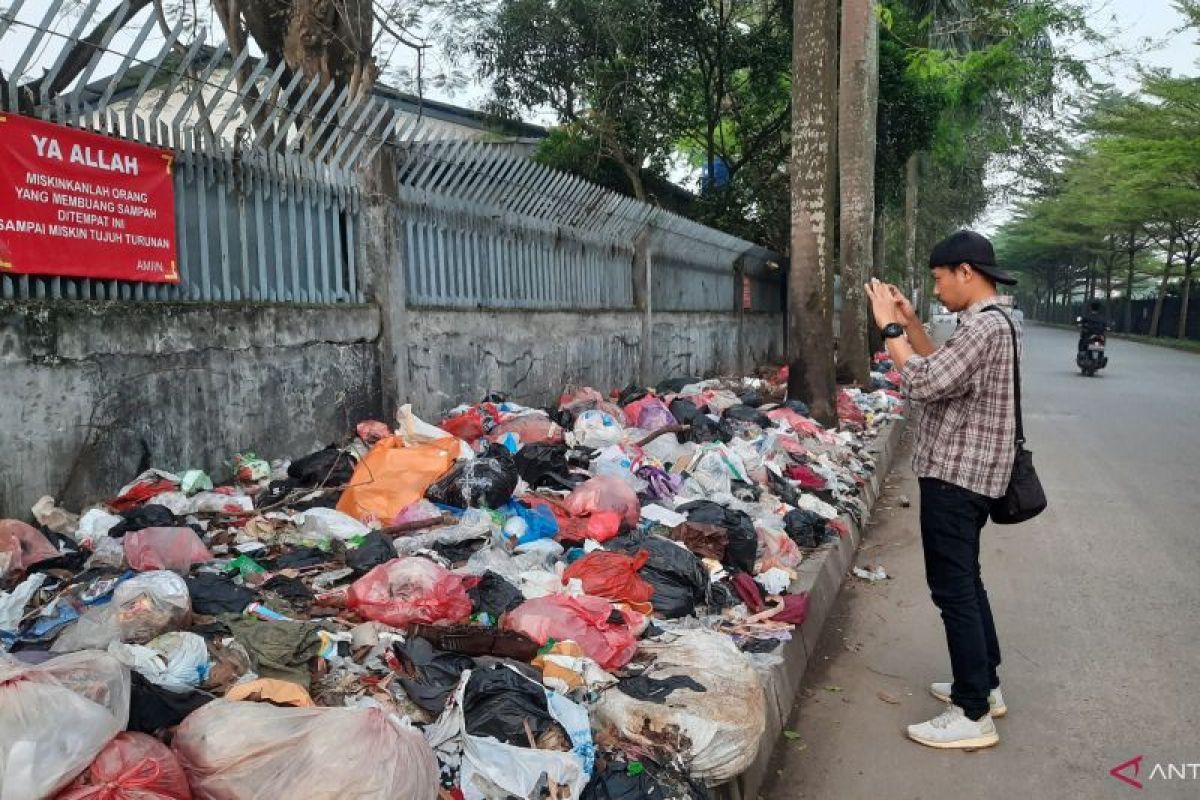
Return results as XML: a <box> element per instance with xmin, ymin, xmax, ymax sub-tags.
<box><xmin>919</xmin><ymin>477</ymin><xmax>1002</xmax><ymax>720</ymax></box>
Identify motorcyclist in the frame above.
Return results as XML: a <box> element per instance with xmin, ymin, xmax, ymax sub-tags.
<box><xmin>1077</xmin><ymin>301</ymin><xmax>1109</xmax><ymax>351</ymax></box>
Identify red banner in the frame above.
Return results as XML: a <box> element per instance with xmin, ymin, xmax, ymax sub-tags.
<box><xmin>0</xmin><ymin>113</ymin><xmax>178</xmax><ymax>283</ymax></box>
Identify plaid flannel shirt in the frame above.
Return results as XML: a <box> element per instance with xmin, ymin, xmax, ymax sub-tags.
<box><xmin>901</xmin><ymin>298</ymin><xmax>1021</xmax><ymax>498</ymax></box>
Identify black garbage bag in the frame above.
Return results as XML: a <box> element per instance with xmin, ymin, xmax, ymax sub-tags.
<box><xmin>467</xmin><ymin>570</ymin><xmax>524</xmax><ymax>617</ymax></box>
<box><xmin>393</xmin><ymin>637</ymin><xmax>475</xmax><ymax>716</ymax></box>
<box><xmin>262</xmin><ymin>574</ymin><xmax>315</xmax><ymax>610</ymax></box>
<box><xmin>617</xmin><ymin>674</ymin><xmax>706</xmax><ymax>703</ymax></box>
<box><xmin>432</xmin><ymin>538</ymin><xmax>485</xmax><ymax>564</ymax></box>
<box><xmin>767</xmin><ymin>469</ymin><xmax>802</xmax><ymax>508</ymax></box>
<box><xmin>483</xmin><ymin>391</ymin><xmax>509</xmax><ymax>403</ymax></box>
<box><xmin>127</xmin><ymin>671</ymin><xmax>214</xmax><ymax>733</ymax></box>
<box><xmin>722</xmin><ymin>404</ymin><xmax>773</xmax><ymax>430</ymax></box>
<box><xmin>288</xmin><ymin>446</ymin><xmax>355</xmax><ymax>488</ymax></box>
<box><xmin>463</xmin><ymin>664</ymin><xmax>567</xmax><ymax>747</ymax></box>
<box><xmin>345</xmin><ymin>531</ymin><xmax>396</xmax><ymax>574</ymax></box>
<box><xmin>657</xmin><ymin>377</ymin><xmax>702</xmax><ymax>394</ymax></box>
<box><xmin>607</xmin><ymin>533</ymin><xmax>708</xmax><ymax>619</ymax></box>
<box><xmin>513</xmin><ymin>444</ymin><xmax>584</xmax><ymax>492</ymax></box>
<box><xmin>582</xmin><ymin>758</ymin><xmax>711</xmax><ymax>800</ymax></box>
<box><xmin>29</xmin><ymin>528</ymin><xmax>87</xmax><ymax>572</ymax></box>
<box><xmin>784</xmin><ymin>508</ymin><xmax>833</xmax><ymax>548</ymax></box>
<box><xmin>685</xmin><ymin>414</ymin><xmax>734</xmax><ymax>445</ymax></box>
<box><xmin>264</xmin><ymin>546</ymin><xmax>331</xmax><ymax>570</ymax></box>
<box><xmin>108</xmin><ymin>504</ymin><xmax>175</xmax><ymax>538</ymax></box>
<box><xmin>617</xmin><ymin>384</ymin><xmax>650</xmax><ymax>407</ymax></box>
<box><xmin>738</xmin><ymin>391</ymin><xmax>765</xmax><ymax>408</ymax></box>
<box><xmin>667</xmin><ymin>398</ymin><xmax>702</xmax><ymax>424</ymax></box>
<box><xmin>676</xmin><ymin>500</ymin><xmax>757</xmax><ymax>574</ymax></box>
<box><xmin>186</xmin><ymin>572</ymin><xmax>258</xmax><ymax>615</ymax></box>
<box><xmin>426</xmin><ymin>444</ymin><xmax>519</xmax><ymax>509</ymax></box>
<box><xmin>730</xmin><ymin>480</ymin><xmax>761</xmax><ymax>503</ymax></box>
<box><xmin>782</xmin><ymin>399</ymin><xmax>811</xmax><ymax>417</ymax></box>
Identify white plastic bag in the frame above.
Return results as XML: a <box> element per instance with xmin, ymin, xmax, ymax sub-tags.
<box><xmin>31</xmin><ymin>496</ymin><xmax>79</xmax><ymax>536</ymax></box>
<box><xmin>398</xmin><ymin>403</ymin><xmax>475</xmax><ymax>460</ymax></box>
<box><xmin>76</xmin><ymin>509</ymin><xmax>123</xmax><ymax>547</ymax></box>
<box><xmin>0</xmin><ymin>650</ymin><xmax>130</xmax><ymax>800</ymax></box>
<box><xmin>154</xmin><ymin>492</ymin><xmax>255</xmax><ymax>516</ymax></box>
<box><xmin>570</xmin><ymin>410</ymin><xmax>624</xmax><ymax>450</ymax></box>
<box><xmin>52</xmin><ymin>571</ymin><xmax>190</xmax><ymax>653</ymax></box>
<box><xmin>0</xmin><ymin>573</ymin><xmax>47</xmax><ymax>635</ymax></box>
<box><xmin>593</xmin><ymin>630</ymin><xmax>764</xmax><ymax>785</ymax></box>
<box><xmin>425</xmin><ymin>667</ymin><xmax>593</xmax><ymax>800</ymax></box>
<box><xmin>294</xmin><ymin>507</ymin><xmax>371</xmax><ymax>540</ymax></box>
<box><xmin>109</xmin><ymin>631</ymin><xmax>210</xmax><ymax>691</ymax></box>
<box><xmin>173</xmin><ymin>699</ymin><xmax>439</xmax><ymax>800</ymax></box>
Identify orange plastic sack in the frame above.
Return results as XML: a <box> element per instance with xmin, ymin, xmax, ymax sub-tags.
<box><xmin>505</xmin><ymin>594</ymin><xmax>638</xmax><ymax>671</ymax></box>
<box><xmin>124</xmin><ymin>528</ymin><xmax>213</xmax><ymax>572</ymax></box>
<box><xmin>564</xmin><ymin>476</ymin><xmax>641</xmax><ymax>532</ymax></box>
<box><xmin>56</xmin><ymin>732</ymin><xmax>191</xmax><ymax>800</ymax></box>
<box><xmin>336</xmin><ymin>436</ymin><xmax>458</xmax><ymax>524</ymax></box>
<box><xmin>562</xmin><ymin>550</ymin><xmax>654</xmax><ymax>604</ymax></box>
<box><xmin>347</xmin><ymin>557</ymin><xmax>472</xmax><ymax>629</ymax></box>
<box><xmin>0</xmin><ymin>519</ymin><xmax>59</xmax><ymax>574</ymax></box>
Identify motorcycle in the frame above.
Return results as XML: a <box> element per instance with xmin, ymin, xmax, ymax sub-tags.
<box><xmin>1075</xmin><ymin>317</ymin><xmax>1108</xmax><ymax>377</ymax></box>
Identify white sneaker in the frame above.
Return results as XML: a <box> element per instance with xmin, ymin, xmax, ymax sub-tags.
<box><xmin>929</xmin><ymin>682</ymin><xmax>1007</xmax><ymax>718</ymax></box>
<box><xmin>907</xmin><ymin>704</ymin><xmax>1000</xmax><ymax>749</ymax></box>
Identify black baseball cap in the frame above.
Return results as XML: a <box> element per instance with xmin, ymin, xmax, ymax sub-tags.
<box><xmin>928</xmin><ymin>230</ymin><xmax>1017</xmax><ymax>286</ymax></box>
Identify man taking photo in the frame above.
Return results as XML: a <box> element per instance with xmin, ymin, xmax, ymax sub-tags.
<box><xmin>863</xmin><ymin>230</ymin><xmax>1022</xmax><ymax>750</ymax></box>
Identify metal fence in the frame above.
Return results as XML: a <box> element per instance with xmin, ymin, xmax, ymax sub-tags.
<box><xmin>393</xmin><ymin>138</ymin><xmax>782</xmax><ymax>312</ymax></box>
<box><xmin>0</xmin><ymin>1</ymin><xmax>404</xmax><ymax>303</ymax></box>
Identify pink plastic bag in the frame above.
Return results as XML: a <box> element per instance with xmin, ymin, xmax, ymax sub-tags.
<box><xmin>838</xmin><ymin>390</ymin><xmax>867</xmax><ymax>427</ymax></box>
<box><xmin>622</xmin><ymin>396</ymin><xmax>677</xmax><ymax>431</ymax></box>
<box><xmin>356</xmin><ymin>419</ymin><xmax>392</xmax><ymax>446</ymax></box>
<box><xmin>564</xmin><ymin>476</ymin><xmax>641</xmax><ymax>533</ymax></box>
<box><xmin>347</xmin><ymin>557</ymin><xmax>472</xmax><ymax>629</ymax></box>
<box><xmin>123</xmin><ymin>528</ymin><xmax>212</xmax><ymax>572</ymax></box>
<box><xmin>173</xmin><ymin>699</ymin><xmax>439</xmax><ymax>800</ymax></box>
<box><xmin>0</xmin><ymin>519</ymin><xmax>59</xmax><ymax>574</ymax></box>
<box><xmin>505</xmin><ymin>594</ymin><xmax>638</xmax><ymax>671</ymax></box>
<box><xmin>757</xmin><ymin>526</ymin><xmax>802</xmax><ymax>572</ymax></box>
<box><xmin>56</xmin><ymin>732</ymin><xmax>191</xmax><ymax>800</ymax></box>
<box><xmin>488</xmin><ymin>414</ymin><xmax>565</xmax><ymax>445</ymax></box>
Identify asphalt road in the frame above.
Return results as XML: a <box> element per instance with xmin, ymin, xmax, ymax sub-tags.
<box><xmin>763</xmin><ymin>324</ymin><xmax>1200</xmax><ymax>800</ymax></box>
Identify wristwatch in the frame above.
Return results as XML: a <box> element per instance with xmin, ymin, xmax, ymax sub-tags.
<box><xmin>881</xmin><ymin>322</ymin><xmax>906</xmax><ymax>339</ymax></box>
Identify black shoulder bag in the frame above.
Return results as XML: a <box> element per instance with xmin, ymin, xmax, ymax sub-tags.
<box><xmin>985</xmin><ymin>307</ymin><xmax>1047</xmax><ymax>524</ymax></box>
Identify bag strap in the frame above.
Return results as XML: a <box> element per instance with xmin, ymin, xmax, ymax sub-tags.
<box><xmin>983</xmin><ymin>305</ymin><xmax>1024</xmax><ymax>445</ymax></box>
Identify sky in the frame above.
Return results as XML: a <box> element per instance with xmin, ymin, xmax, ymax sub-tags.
<box><xmin>974</xmin><ymin>0</ymin><xmax>1199</xmax><ymax>232</ymax></box>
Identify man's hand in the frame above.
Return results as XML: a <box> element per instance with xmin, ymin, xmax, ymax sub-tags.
<box><xmin>864</xmin><ymin>279</ymin><xmax>900</xmax><ymax>330</ymax></box>
<box><xmin>886</xmin><ymin>284</ymin><xmax>920</xmax><ymax>328</ymax></box>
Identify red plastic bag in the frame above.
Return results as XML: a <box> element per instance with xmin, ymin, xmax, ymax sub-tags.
<box><xmin>347</xmin><ymin>557</ymin><xmax>472</xmax><ymax>629</ymax></box>
<box><xmin>56</xmin><ymin>732</ymin><xmax>192</xmax><ymax>800</ymax></box>
<box><xmin>562</xmin><ymin>550</ymin><xmax>654</xmax><ymax>605</ymax></box>
<box><xmin>564</xmin><ymin>476</ymin><xmax>641</xmax><ymax>533</ymax></box>
<box><xmin>504</xmin><ymin>594</ymin><xmax>638</xmax><ymax>671</ymax></box>
<box><xmin>784</xmin><ymin>464</ymin><xmax>827</xmax><ymax>491</ymax></box>
<box><xmin>488</xmin><ymin>414</ymin><xmax>564</xmax><ymax>445</ymax></box>
<box><xmin>123</xmin><ymin>528</ymin><xmax>213</xmax><ymax>572</ymax></box>
<box><xmin>0</xmin><ymin>519</ymin><xmax>59</xmax><ymax>574</ymax></box>
<box><xmin>439</xmin><ymin>404</ymin><xmax>501</xmax><ymax>443</ymax></box>
<box><xmin>558</xmin><ymin>387</ymin><xmax>624</xmax><ymax>421</ymax></box>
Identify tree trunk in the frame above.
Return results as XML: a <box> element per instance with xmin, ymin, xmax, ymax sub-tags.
<box><xmin>1124</xmin><ymin>230</ymin><xmax>1136</xmax><ymax>333</ymax></box>
<box><xmin>1104</xmin><ymin>250</ymin><xmax>1114</xmax><ymax>313</ymax></box>
<box><xmin>903</xmin><ymin>153</ymin><xmax>920</xmax><ymax>300</ymax></box>
<box><xmin>1180</xmin><ymin>257</ymin><xmax>1195</xmax><ymax>340</ymax></box>
<box><xmin>835</xmin><ymin>0</ymin><xmax>879</xmax><ymax>386</ymax></box>
<box><xmin>1149</xmin><ymin>232</ymin><xmax>1176</xmax><ymax>337</ymax></box>
<box><xmin>788</xmin><ymin>0</ymin><xmax>839</xmax><ymax>424</ymax></box>
<box><xmin>868</xmin><ymin>206</ymin><xmax>886</xmax><ymax>354</ymax></box>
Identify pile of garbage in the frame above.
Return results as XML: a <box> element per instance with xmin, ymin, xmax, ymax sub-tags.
<box><xmin>1</xmin><ymin>370</ymin><xmax>902</xmax><ymax>800</ymax></box>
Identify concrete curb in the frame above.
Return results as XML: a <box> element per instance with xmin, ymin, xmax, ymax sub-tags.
<box><xmin>718</xmin><ymin>415</ymin><xmax>909</xmax><ymax>800</ymax></box>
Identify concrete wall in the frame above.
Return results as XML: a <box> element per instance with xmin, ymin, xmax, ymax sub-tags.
<box><xmin>403</xmin><ymin>308</ymin><xmax>784</xmax><ymax>416</ymax></box>
<box><xmin>2</xmin><ymin>301</ymin><xmax>783</xmax><ymax>518</ymax></box>
<box><xmin>0</xmin><ymin>302</ymin><xmax>383</xmax><ymax>518</ymax></box>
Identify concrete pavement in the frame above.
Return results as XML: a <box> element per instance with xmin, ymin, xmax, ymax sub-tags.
<box><xmin>762</xmin><ymin>324</ymin><xmax>1200</xmax><ymax>800</ymax></box>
